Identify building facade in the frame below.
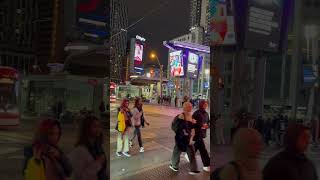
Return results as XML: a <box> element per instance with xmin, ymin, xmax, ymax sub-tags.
<box><xmin>190</xmin><ymin>0</ymin><xmax>202</xmax><ymax>28</ymax></box>
<box><xmin>0</xmin><ymin>0</ymin><xmax>54</xmax><ymax>74</ymax></box>
<box><xmin>110</xmin><ymin>0</ymin><xmax>128</xmax><ymax>83</ymax></box>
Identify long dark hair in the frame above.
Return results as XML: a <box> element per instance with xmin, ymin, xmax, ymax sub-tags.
<box><xmin>134</xmin><ymin>97</ymin><xmax>142</xmax><ymax>109</ymax></box>
<box><xmin>76</xmin><ymin>116</ymin><xmax>103</xmax><ymax>147</ymax></box>
<box><xmin>33</xmin><ymin>118</ymin><xmax>61</xmax><ymax>146</ymax></box>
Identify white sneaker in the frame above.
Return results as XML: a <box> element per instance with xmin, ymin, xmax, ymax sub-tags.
<box><xmin>184</xmin><ymin>153</ymin><xmax>190</xmax><ymax>162</ymax></box>
<box><xmin>116</xmin><ymin>152</ymin><xmax>122</xmax><ymax>157</ymax></box>
<box><xmin>169</xmin><ymin>164</ymin><xmax>178</xmax><ymax>172</ymax></box>
<box><xmin>122</xmin><ymin>152</ymin><xmax>131</xmax><ymax>157</ymax></box>
<box><xmin>188</xmin><ymin>171</ymin><xmax>200</xmax><ymax>175</ymax></box>
<box><xmin>203</xmin><ymin>166</ymin><xmax>210</xmax><ymax>172</ymax></box>
<box><xmin>139</xmin><ymin>147</ymin><xmax>144</xmax><ymax>153</ymax></box>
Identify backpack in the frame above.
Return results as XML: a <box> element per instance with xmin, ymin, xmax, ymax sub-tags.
<box><xmin>211</xmin><ymin>161</ymin><xmax>241</xmax><ymax>180</ymax></box>
<box><xmin>171</xmin><ymin>113</ymin><xmax>185</xmax><ymax>132</ymax></box>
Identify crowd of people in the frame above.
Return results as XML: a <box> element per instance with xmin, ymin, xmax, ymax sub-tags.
<box><xmin>23</xmin><ymin>95</ymin><xmax>319</xmax><ymax>179</ymax></box>
<box><xmin>213</xmin><ymin>123</ymin><xmax>318</xmax><ymax>180</ymax></box>
<box><xmin>114</xmin><ymin>97</ymin><xmax>211</xmax><ymax>175</ymax></box>
<box><xmin>212</xmin><ymin>108</ymin><xmax>319</xmax><ymax>180</ymax></box>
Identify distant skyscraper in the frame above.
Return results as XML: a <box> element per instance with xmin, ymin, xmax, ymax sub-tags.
<box><xmin>110</xmin><ymin>0</ymin><xmax>128</xmax><ymax>82</ymax></box>
<box><xmin>0</xmin><ymin>0</ymin><xmax>55</xmax><ymax>74</ymax></box>
<box><xmin>190</xmin><ymin>0</ymin><xmax>202</xmax><ymax>28</ymax></box>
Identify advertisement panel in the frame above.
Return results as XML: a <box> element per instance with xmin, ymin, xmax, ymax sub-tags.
<box><xmin>130</xmin><ymin>37</ymin><xmax>145</xmax><ymax>75</ymax></box>
<box><xmin>187</xmin><ymin>52</ymin><xmax>199</xmax><ymax>78</ymax></box>
<box><xmin>134</xmin><ymin>43</ymin><xmax>143</xmax><ymax>64</ymax></box>
<box><xmin>77</xmin><ymin>0</ymin><xmax>109</xmax><ymax>41</ymax></box>
<box><xmin>243</xmin><ymin>0</ymin><xmax>283</xmax><ymax>51</ymax></box>
<box><xmin>209</xmin><ymin>0</ymin><xmax>236</xmax><ymax>46</ymax></box>
<box><xmin>169</xmin><ymin>51</ymin><xmax>184</xmax><ymax>77</ymax></box>
<box><xmin>302</xmin><ymin>65</ymin><xmax>317</xmax><ymax>88</ymax></box>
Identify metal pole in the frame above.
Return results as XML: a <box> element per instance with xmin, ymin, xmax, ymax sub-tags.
<box><xmin>289</xmin><ymin>0</ymin><xmax>302</xmax><ymax>121</ymax></box>
<box><xmin>253</xmin><ymin>52</ymin><xmax>267</xmax><ymax>117</ymax></box>
<box><xmin>160</xmin><ymin>64</ymin><xmax>163</xmax><ymax>102</ymax></box>
<box><xmin>280</xmin><ymin>52</ymin><xmax>287</xmax><ymax>101</ymax></box>
<box><xmin>306</xmin><ymin>25</ymin><xmax>319</xmax><ymax>123</ymax></box>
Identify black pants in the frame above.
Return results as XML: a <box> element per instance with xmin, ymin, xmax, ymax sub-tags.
<box><xmin>171</xmin><ymin>144</ymin><xmax>198</xmax><ymax>171</ymax></box>
<box><xmin>194</xmin><ymin>138</ymin><xmax>210</xmax><ymax>167</ymax></box>
<box><xmin>131</xmin><ymin>126</ymin><xmax>143</xmax><ymax>147</ymax></box>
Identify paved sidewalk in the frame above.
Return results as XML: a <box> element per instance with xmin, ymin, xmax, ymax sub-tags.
<box><xmin>110</xmin><ymin>104</ymin><xmax>211</xmax><ymax>179</ymax></box>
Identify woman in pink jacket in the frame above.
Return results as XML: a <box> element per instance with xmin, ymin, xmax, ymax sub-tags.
<box><xmin>68</xmin><ymin>116</ymin><xmax>107</xmax><ymax>180</ymax></box>
<box><xmin>130</xmin><ymin>97</ymin><xmax>149</xmax><ymax>153</ymax></box>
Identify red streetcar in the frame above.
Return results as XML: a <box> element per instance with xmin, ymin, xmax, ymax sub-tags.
<box><xmin>0</xmin><ymin>66</ymin><xmax>19</xmax><ymax>127</ymax></box>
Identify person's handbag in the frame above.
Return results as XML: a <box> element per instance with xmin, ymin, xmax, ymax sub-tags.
<box><xmin>117</xmin><ymin>112</ymin><xmax>126</xmax><ymax>132</ymax></box>
<box><xmin>24</xmin><ymin>157</ymin><xmax>46</xmax><ymax>180</ymax></box>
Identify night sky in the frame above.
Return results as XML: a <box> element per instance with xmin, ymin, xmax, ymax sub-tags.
<box><xmin>126</xmin><ymin>0</ymin><xmax>190</xmax><ymax>70</ymax></box>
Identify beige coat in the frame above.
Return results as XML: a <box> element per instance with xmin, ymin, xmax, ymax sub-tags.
<box><xmin>220</xmin><ymin>128</ymin><xmax>263</xmax><ymax>180</ymax></box>
<box><xmin>68</xmin><ymin>146</ymin><xmax>102</xmax><ymax>180</ymax></box>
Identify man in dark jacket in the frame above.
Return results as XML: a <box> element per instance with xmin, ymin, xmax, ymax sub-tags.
<box><xmin>192</xmin><ymin>100</ymin><xmax>210</xmax><ymax>172</ymax></box>
<box><xmin>263</xmin><ymin>123</ymin><xmax>318</xmax><ymax>180</ymax></box>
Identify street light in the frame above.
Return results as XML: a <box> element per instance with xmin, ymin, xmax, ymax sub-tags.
<box><xmin>150</xmin><ymin>53</ymin><xmax>164</xmax><ymax>103</ymax></box>
<box><xmin>205</xmin><ymin>69</ymin><xmax>210</xmax><ymax>75</ymax></box>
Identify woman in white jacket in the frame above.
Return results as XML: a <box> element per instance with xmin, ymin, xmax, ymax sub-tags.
<box><xmin>130</xmin><ymin>97</ymin><xmax>149</xmax><ymax>153</ymax></box>
<box><xmin>68</xmin><ymin>116</ymin><xmax>107</xmax><ymax>180</ymax></box>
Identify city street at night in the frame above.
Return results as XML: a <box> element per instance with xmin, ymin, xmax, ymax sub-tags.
<box><xmin>109</xmin><ymin>102</ymin><xmax>211</xmax><ymax>179</ymax></box>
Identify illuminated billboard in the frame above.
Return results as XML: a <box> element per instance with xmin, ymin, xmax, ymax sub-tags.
<box><xmin>209</xmin><ymin>0</ymin><xmax>236</xmax><ymax>46</ymax></box>
<box><xmin>134</xmin><ymin>43</ymin><xmax>143</xmax><ymax>64</ymax></box>
<box><xmin>130</xmin><ymin>36</ymin><xmax>146</xmax><ymax>75</ymax></box>
<box><xmin>169</xmin><ymin>51</ymin><xmax>184</xmax><ymax>77</ymax></box>
<box><xmin>187</xmin><ymin>52</ymin><xmax>199</xmax><ymax>78</ymax></box>
<box><xmin>77</xmin><ymin>0</ymin><xmax>109</xmax><ymax>41</ymax></box>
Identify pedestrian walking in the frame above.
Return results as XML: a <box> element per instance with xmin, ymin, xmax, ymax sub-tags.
<box><xmin>215</xmin><ymin>114</ymin><xmax>225</xmax><ymax>145</ymax></box>
<box><xmin>68</xmin><ymin>116</ymin><xmax>107</xmax><ymax>180</ymax></box>
<box><xmin>214</xmin><ymin>128</ymin><xmax>263</xmax><ymax>180</ymax></box>
<box><xmin>99</xmin><ymin>101</ymin><xmax>105</xmax><ymax>113</ymax></box>
<box><xmin>115</xmin><ymin>99</ymin><xmax>132</xmax><ymax>157</ymax></box>
<box><xmin>263</xmin><ymin>123</ymin><xmax>318</xmax><ymax>180</ymax></box>
<box><xmin>316</xmin><ymin>115</ymin><xmax>320</xmax><ymax>145</ymax></box>
<box><xmin>231</xmin><ymin>108</ymin><xmax>253</xmax><ymax>141</ymax></box>
<box><xmin>192</xmin><ymin>100</ymin><xmax>211</xmax><ymax>172</ymax></box>
<box><xmin>278</xmin><ymin>115</ymin><xmax>286</xmax><ymax>146</ymax></box>
<box><xmin>175</xmin><ymin>96</ymin><xmax>178</xmax><ymax>107</ymax></box>
<box><xmin>170</xmin><ymin>102</ymin><xmax>199</xmax><ymax>175</ymax></box>
<box><xmin>23</xmin><ymin>118</ymin><xmax>72</xmax><ymax>180</ymax></box>
<box><xmin>255</xmin><ymin>116</ymin><xmax>264</xmax><ymax>135</ymax></box>
<box><xmin>264</xmin><ymin>118</ymin><xmax>272</xmax><ymax>146</ymax></box>
<box><xmin>129</xmin><ymin>97</ymin><xmax>150</xmax><ymax>153</ymax></box>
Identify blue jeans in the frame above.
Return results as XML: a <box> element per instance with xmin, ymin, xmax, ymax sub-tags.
<box><xmin>131</xmin><ymin>126</ymin><xmax>143</xmax><ymax>147</ymax></box>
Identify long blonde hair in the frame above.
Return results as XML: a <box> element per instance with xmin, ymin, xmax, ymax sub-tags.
<box><xmin>183</xmin><ymin>102</ymin><xmax>193</xmax><ymax>120</ymax></box>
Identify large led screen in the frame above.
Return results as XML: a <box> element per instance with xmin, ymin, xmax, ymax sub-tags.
<box><xmin>134</xmin><ymin>43</ymin><xmax>144</xmax><ymax>64</ymax></box>
<box><xmin>169</xmin><ymin>51</ymin><xmax>184</xmax><ymax>77</ymax></box>
<box><xmin>188</xmin><ymin>52</ymin><xmax>199</xmax><ymax>78</ymax></box>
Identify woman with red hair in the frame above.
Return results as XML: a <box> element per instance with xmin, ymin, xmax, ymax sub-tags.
<box><xmin>23</xmin><ymin>118</ymin><xmax>72</xmax><ymax>180</ymax></box>
<box><xmin>192</xmin><ymin>100</ymin><xmax>210</xmax><ymax>172</ymax></box>
<box><xmin>115</xmin><ymin>99</ymin><xmax>133</xmax><ymax>157</ymax></box>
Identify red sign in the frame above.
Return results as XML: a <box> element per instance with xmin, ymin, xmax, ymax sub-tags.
<box><xmin>88</xmin><ymin>79</ymin><xmax>98</xmax><ymax>86</ymax></box>
<box><xmin>0</xmin><ymin>66</ymin><xmax>18</xmax><ymax>79</ymax></box>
